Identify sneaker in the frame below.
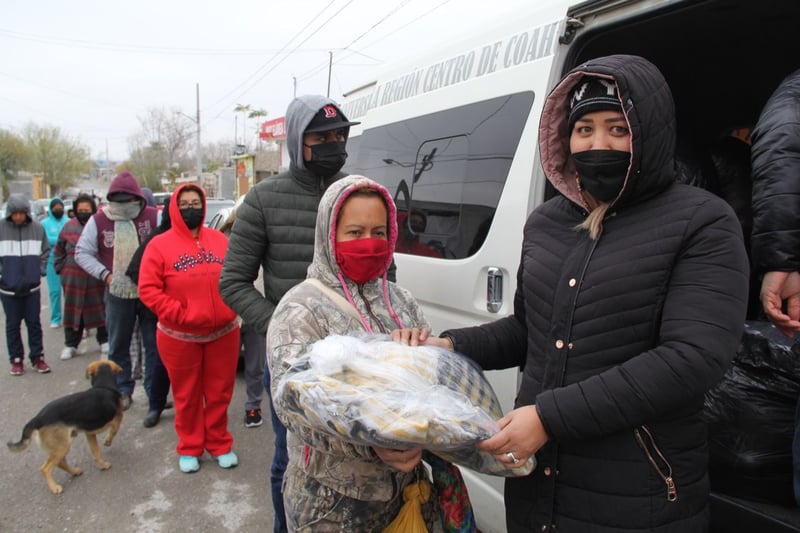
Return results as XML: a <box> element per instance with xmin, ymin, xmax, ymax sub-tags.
<box><xmin>32</xmin><ymin>357</ymin><xmax>51</xmax><ymax>373</ymax></box>
<box><xmin>178</xmin><ymin>455</ymin><xmax>200</xmax><ymax>473</ymax></box>
<box><xmin>60</xmin><ymin>347</ymin><xmax>77</xmax><ymax>360</ymax></box>
<box><xmin>100</xmin><ymin>342</ymin><xmax>109</xmax><ymax>356</ymax></box>
<box><xmin>77</xmin><ymin>343</ymin><xmax>87</xmax><ymax>355</ymax></box>
<box><xmin>121</xmin><ymin>395</ymin><xmax>133</xmax><ymax>411</ymax></box>
<box><xmin>10</xmin><ymin>358</ymin><xmax>24</xmax><ymax>376</ymax></box>
<box><xmin>50</xmin><ymin>322</ymin><xmax>61</xmax><ymax>329</ymax></box>
<box><xmin>245</xmin><ymin>409</ymin><xmax>263</xmax><ymax>428</ymax></box>
<box><xmin>213</xmin><ymin>451</ymin><xmax>238</xmax><ymax>469</ymax></box>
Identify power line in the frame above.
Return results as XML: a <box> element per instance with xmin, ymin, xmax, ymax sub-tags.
<box><xmin>207</xmin><ymin>0</ymin><xmax>347</xmax><ymax>118</ymax></box>
<box><xmin>296</xmin><ymin>0</ymin><xmax>451</xmax><ymax>83</ymax></box>
<box><xmin>0</xmin><ymin>28</ymin><xmax>332</xmax><ymax>56</ymax></box>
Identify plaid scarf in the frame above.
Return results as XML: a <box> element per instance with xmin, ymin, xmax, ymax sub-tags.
<box><xmin>105</xmin><ymin>202</ymin><xmax>142</xmax><ymax>299</ymax></box>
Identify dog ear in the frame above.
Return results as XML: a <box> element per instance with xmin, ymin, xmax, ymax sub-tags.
<box><xmin>108</xmin><ymin>361</ymin><xmax>123</xmax><ymax>374</ymax></box>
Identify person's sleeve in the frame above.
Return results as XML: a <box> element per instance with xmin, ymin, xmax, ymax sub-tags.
<box><xmin>536</xmin><ymin>199</ymin><xmax>749</xmax><ymax>443</ymax></box>
<box><xmin>267</xmin><ymin>295</ymin><xmax>374</xmax><ymax>459</ymax></box>
<box><xmin>53</xmin><ymin>230</ymin><xmax>67</xmax><ymax>275</ymax></box>
<box><xmin>138</xmin><ymin>242</ymin><xmax>183</xmax><ymax>322</ymax></box>
<box><xmin>219</xmin><ymin>190</ymin><xmax>272</xmax><ymax>335</ymax></box>
<box><xmin>75</xmin><ymin>218</ymin><xmax>108</xmax><ymax>281</ymax></box>
<box><xmin>39</xmin><ymin>228</ymin><xmax>50</xmax><ymax>276</ymax></box>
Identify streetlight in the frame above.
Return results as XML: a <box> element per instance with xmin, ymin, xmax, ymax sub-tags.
<box><xmin>176</xmin><ymin>83</ymin><xmax>202</xmax><ymax>177</ymax></box>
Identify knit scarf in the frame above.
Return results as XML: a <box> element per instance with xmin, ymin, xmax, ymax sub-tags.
<box><xmin>105</xmin><ymin>202</ymin><xmax>142</xmax><ymax>299</ymax></box>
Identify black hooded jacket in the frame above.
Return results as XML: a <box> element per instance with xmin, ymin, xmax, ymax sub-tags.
<box><xmin>751</xmin><ymin>68</ymin><xmax>800</xmax><ymax>274</ymax></box>
<box><xmin>444</xmin><ymin>55</ymin><xmax>749</xmax><ymax>532</ymax></box>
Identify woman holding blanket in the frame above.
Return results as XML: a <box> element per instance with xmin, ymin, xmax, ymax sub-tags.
<box><xmin>267</xmin><ymin>175</ymin><xmax>473</xmax><ymax>531</ymax></box>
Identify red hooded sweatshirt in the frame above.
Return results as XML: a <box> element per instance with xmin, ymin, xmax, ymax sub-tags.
<box><xmin>138</xmin><ymin>184</ymin><xmax>237</xmax><ymax>339</ymax></box>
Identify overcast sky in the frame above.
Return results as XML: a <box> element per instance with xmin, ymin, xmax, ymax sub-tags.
<box><xmin>2</xmin><ymin>0</ymin><xmax>533</xmax><ymax>161</ymax></box>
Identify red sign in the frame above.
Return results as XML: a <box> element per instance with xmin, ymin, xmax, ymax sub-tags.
<box><xmin>260</xmin><ymin>117</ymin><xmax>286</xmax><ymax>140</ymax></box>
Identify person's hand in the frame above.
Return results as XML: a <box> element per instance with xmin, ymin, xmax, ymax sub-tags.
<box><xmin>761</xmin><ymin>271</ymin><xmax>800</xmax><ymax>337</ymax></box>
<box><xmin>372</xmin><ymin>447</ymin><xmax>423</xmax><ymax>473</ymax></box>
<box><xmin>104</xmin><ymin>273</ymin><xmax>113</xmax><ymax>287</ymax></box>
<box><xmin>391</xmin><ymin>327</ymin><xmax>431</xmax><ymax>346</ymax></box>
<box><xmin>477</xmin><ymin>405</ymin><xmax>548</xmax><ymax>469</ymax></box>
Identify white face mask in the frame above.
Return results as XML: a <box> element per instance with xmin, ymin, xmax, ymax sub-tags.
<box><xmin>107</xmin><ymin>201</ymin><xmax>142</xmax><ymax>220</ymax></box>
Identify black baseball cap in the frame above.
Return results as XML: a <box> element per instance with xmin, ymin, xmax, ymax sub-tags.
<box><xmin>304</xmin><ymin>104</ymin><xmax>360</xmax><ymax>133</ymax></box>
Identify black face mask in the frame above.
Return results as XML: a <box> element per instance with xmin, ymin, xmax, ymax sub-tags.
<box><xmin>304</xmin><ymin>141</ymin><xmax>347</xmax><ymax>177</ymax></box>
<box><xmin>75</xmin><ymin>212</ymin><xmax>92</xmax><ymax>225</ymax></box>
<box><xmin>52</xmin><ymin>209</ymin><xmax>64</xmax><ymax>220</ymax></box>
<box><xmin>180</xmin><ymin>207</ymin><xmax>204</xmax><ymax>230</ymax></box>
<box><xmin>573</xmin><ymin>149</ymin><xmax>631</xmax><ymax>202</ymax></box>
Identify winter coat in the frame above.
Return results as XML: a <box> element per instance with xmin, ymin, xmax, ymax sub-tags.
<box><xmin>219</xmin><ymin>95</ymin><xmax>352</xmax><ymax>337</ymax></box>
<box><xmin>751</xmin><ymin>68</ymin><xmax>800</xmax><ymax>274</ymax></box>
<box><xmin>445</xmin><ymin>55</ymin><xmax>749</xmax><ymax>532</ymax></box>
<box><xmin>53</xmin><ymin>218</ymin><xmax>106</xmax><ymax>330</ymax></box>
<box><xmin>138</xmin><ymin>184</ymin><xmax>237</xmax><ymax>340</ymax></box>
<box><xmin>267</xmin><ymin>176</ymin><xmax>429</xmax><ymax>505</ymax></box>
<box><xmin>0</xmin><ymin>194</ymin><xmax>49</xmax><ymax>296</ymax></box>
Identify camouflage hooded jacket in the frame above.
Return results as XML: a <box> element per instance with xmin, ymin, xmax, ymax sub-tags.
<box><xmin>267</xmin><ymin>175</ymin><xmax>430</xmax><ymax>501</ymax></box>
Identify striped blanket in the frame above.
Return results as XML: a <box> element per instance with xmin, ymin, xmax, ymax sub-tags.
<box><xmin>276</xmin><ymin>334</ymin><xmax>534</xmax><ymax>477</ymax></box>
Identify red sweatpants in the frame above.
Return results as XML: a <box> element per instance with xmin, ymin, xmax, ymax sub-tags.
<box><xmin>157</xmin><ymin>327</ymin><xmax>240</xmax><ymax>457</ymax></box>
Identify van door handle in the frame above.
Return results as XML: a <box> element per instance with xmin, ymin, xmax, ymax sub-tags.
<box><xmin>487</xmin><ymin>267</ymin><xmax>503</xmax><ymax>313</ymax></box>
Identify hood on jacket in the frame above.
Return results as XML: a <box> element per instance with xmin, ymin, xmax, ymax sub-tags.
<box><xmin>5</xmin><ymin>194</ymin><xmax>31</xmax><ymax>222</ymax></box>
<box><xmin>49</xmin><ymin>197</ymin><xmax>64</xmax><ymax>211</ymax></box>
<box><xmin>538</xmin><ymin>54</ymin><xmax>676</xmax><ymax>209</ymax></box>
<box><xmin>140</xmin><ymin>187</ymin><xmax>157</xmax><ymax>207</ymax></box>
<box><xmin>168</xmin><ymin>183</ymin><xmax>206</xmax><ymax>238</ymax></box>
<box><xmin>286</xmin><ymin>95</ymin><xmax>353</xmax><ymax>172</ymax></box>
<box><xmin>307</xmin><ymin>175</ymin><xmax>397</xmax><ymax>288</ymax></box>
<box><xmin>107</xmin><ymin>171</ymin><xmax>145</xmax><ymax>202</ymax></box>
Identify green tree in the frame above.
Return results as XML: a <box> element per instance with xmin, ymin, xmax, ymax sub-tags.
<box><xmin>23</xmin><ymin>123</ymin><xmax>90</xmax><ymax>196</ymax></box>
<box><xmin>0</xmin><ymin>129</ymin><xmax>31</xmax><ymax>198</ymax></box>
<box><xmin>234</xmin><ymin>103</ymin><xmax>252</xmax><ymax>149</ymax></box>
<box><xmin>248</xmin><ymin>108</ymin><xmax>268</xmax><ymax>149</ymax></box>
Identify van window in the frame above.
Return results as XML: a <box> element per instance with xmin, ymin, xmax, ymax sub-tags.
<box><xmin>345</xmin><ymin>92</ymin><xmax>534</xmax><ymax>259</ymax></box>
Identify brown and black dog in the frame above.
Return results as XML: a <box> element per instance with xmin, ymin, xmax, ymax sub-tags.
<box><xmin>7</xmin><ymin>360</ymin><xmax>124</xmax><ymax>494</ymax></box>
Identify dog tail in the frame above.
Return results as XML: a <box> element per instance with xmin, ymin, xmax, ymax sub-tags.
<box><xmin>7</xmin><ymin>420</ymin><xmax>38</xmax><ymax>452</ymax></box>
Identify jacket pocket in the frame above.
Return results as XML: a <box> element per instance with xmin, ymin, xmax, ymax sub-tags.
<box><xmin>634</xmin><ymin>425</ymin><xmax>678</xmax><ymax>502</ymax></box>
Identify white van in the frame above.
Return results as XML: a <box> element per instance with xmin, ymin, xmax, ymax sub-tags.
<box><xmin>341</xmin><ymin>0</ymin><xmax>800</xmax><ymax>531</ymax></box>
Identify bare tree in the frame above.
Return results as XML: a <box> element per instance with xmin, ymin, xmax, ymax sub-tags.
<box><xmin>124</xmin><ymin>107</ymin><xmax>194</xmax><ymax>189</ymax></box>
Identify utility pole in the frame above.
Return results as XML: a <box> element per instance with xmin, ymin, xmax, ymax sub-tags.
<box><xmin>195</xmin><ymin>82</ymin><xmax>202</xmax><ymax>177</ymax></box>
<box><xmin>327</xmin><ymin>51</ymin><xmax>332</xmax><ymax>97</ymax></box>
<box><xmin>293</xmin><ymin>76</ymin><xmax>297</xmax><ymax>98</ymax></box>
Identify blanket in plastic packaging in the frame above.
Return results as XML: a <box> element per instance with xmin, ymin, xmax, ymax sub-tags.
<box><xmin>275</xmin><ymin>335</ymin><xmax>534</xmax><ymax>477</ymax></box>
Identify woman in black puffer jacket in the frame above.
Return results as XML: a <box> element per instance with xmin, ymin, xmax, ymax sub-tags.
<box><xmin>401</xmin><ymin>55</ymin><xmax>750</xmax><ymax>532</ymax></box>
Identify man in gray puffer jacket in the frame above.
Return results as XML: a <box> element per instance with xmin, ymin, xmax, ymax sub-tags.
<box><xmin>219</xmin><ymin>94</ymin><xmax>360</xmax><ymax>533</ymax></box>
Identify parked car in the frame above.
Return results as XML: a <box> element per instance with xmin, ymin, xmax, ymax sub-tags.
<box><xmin>204</xmin><ymin>198</ymin><xmax>235</xmax><ymax>227</ymax></box>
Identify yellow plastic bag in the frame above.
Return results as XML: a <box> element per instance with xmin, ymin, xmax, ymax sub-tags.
<box><xmin>383</xmin><ymin>479</ymin><xmax>431</xmax><ymax>533</ymax></box>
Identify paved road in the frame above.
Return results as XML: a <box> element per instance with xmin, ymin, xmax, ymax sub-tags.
<box><xmin>0</xmin><ymin>291</ymin><xmax>276</xmax><ymax>532</ymax></box>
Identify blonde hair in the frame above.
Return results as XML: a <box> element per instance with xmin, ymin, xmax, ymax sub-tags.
<box><xmin>576</xmin><ymin>202</ymin><xmax>610</xmax><ymax>240</ymax></box>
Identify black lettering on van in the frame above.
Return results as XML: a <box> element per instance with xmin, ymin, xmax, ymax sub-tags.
<box><xmin>476</xmin><ymin>41</ymin><xmax>502</xmax><ymax>77</ymax></box>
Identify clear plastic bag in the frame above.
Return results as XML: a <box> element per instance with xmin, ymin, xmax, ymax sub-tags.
<box><xmin>276</xmin><ymin>334</ymin><xmax>535</xmax><ymax>476</ymax></box>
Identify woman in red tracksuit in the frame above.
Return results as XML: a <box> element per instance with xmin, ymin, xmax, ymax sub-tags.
<box><xmin>139</xmin><ymin>184</ymin><xmax>240</xmax><ymax>474</ymax></box>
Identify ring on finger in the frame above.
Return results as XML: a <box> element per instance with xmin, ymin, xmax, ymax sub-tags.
<box><xmin>505</xmin><ymin>451</ymin><xmax>521</xmax><ymax>464</ymax></box>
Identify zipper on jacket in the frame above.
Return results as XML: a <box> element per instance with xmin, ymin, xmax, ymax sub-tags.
<box><xmin>357</xmin><ymin>285</ymin><xmax>387</xmax><ymax>333</ymax></box>
<box><xmin>634</xmin><ymin>425</ymin><xmax>678</xmax><ymax>502</ymax></box>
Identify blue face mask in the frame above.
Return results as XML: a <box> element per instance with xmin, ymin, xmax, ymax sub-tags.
<box><xmin>573</xmin><ymin>149</ymin><xmax>631</xmax><ymax>202</ymax></box>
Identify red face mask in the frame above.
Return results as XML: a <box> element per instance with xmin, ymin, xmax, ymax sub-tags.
<box><xmin>335</xmin><ymin>238</ymin><xmax>390</xmax><ymax>284</ymax></box>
